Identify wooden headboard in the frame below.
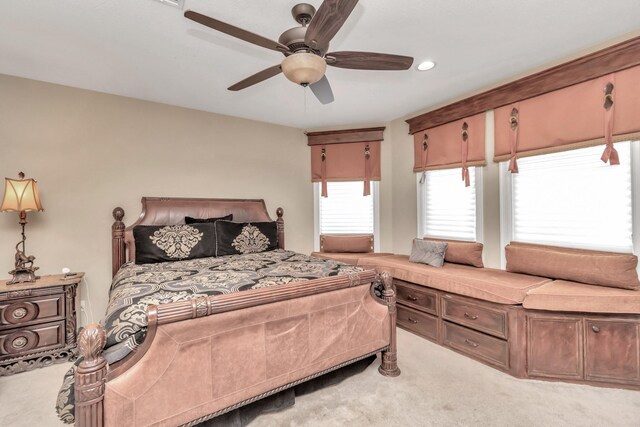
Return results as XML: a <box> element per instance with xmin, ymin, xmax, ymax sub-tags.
<box><xmin>111</xmin><ymin>197</ymin><xmax>284</xmax><ymax>277</ymax></box>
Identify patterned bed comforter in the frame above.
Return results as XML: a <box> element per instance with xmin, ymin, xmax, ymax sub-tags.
<box><xmin>56</xmin><ymin>250</ymin><xmax>364</xmax><ymax>423</ymax></box>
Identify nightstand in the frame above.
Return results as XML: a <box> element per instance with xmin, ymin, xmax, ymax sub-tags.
<box><xmin>0</xmin><ymin>273</ymin><xmax>84</xmax><ymax>376</ymax></box>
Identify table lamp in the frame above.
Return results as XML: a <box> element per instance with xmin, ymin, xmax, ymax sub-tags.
<box><xmin>1</xmin><ymin>172</ymin><xmax>44</xmax><ymax>284</ymax></box>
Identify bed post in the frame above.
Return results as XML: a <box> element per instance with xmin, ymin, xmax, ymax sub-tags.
<box><xmin>276</xmin><ymin>207</ymin><xmax>285</xmax><ymax>249</ymax></box>
<box><xmin>75</xmin><ymin>323</ymin><xmax>107</xmax><ymax>427</ymax></box>
<box><xmin>378</xmin><ymin>271</ymin><xmax>401</xmax><ymax>377</ymax></box>
<box><xmin>112</xmin><ymin>207</ymin><xmax>126</xmax><ymax>278</ymax></box>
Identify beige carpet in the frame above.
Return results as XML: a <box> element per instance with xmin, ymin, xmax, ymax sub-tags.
<box><xmin>1</xmin><ymin>328</ymin><xmax>639</xmax><ymax>426</ymax></box>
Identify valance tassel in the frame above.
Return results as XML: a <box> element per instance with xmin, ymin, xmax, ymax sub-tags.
<box><xmin>320</xmin><ymin>147</ymin><xmax>328</xmax><ymax>197</ymax></box>
<box><xmin>508</xmin><ymin>107</ymin><xmax>519</xmax><ymax>173</ymax></box>
<box><xmin>461</xmin><ymin>122</ymin><xmax>470</xmax><ymax>187</ymax></box>
<box><xmin>601</xmin><ymin>81</ymin><xmax>620</xmax><ymax>166</ymax></box>
<box><xmin>363</xmin><ymin>144</ymin><xmax>372</xmax><ymax>196</ymax></box>
<box><xmin>419</xmin><ymin>133</ymin><xmax>429</xmax><ymax>184</ymax></box>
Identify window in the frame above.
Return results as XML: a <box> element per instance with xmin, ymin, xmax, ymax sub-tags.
<box><xmin>417</xmin><ymin>167</ymin><xmax>482</xmax><ymax>242</ymax></box>
<box><xmin>500</xmin><ymin>142</ymin><xmax>636</xmax><ymax>256</ymax></box>
<box><xmin>314</xmin><ymin>181</ymin><xmax>379</xmax><ymax>251</ymax></box>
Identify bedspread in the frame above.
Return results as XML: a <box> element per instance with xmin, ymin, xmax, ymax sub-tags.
<box><xmin>56</xmin><ymin>250</ymin><xmax>363</xmax><ymax>423</ymax></box>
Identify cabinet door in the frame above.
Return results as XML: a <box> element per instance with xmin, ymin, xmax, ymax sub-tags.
<box><xmin>527</xmin><ymin>315</ymin><xmax>583</xmax><ymax>380</ymax></box>
<box><xmin>585</xmin><ymin>319</ymin><xmax>640</xmax><ymax>385</ymax></box>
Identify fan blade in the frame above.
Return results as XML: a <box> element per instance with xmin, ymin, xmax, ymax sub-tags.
<box><xmin>185</xmin><ymin>10</ymin><xmax>289</xmax><ymax>53</ymax></box>
<box><xmin>305</xmin><ymin>0</ymin><xmax>359</xmax><ymax>51</ymax></box>
<box><xmin>228</xmin><ymin>65</ymin><xmax>282</xmax><ymax>91</ymax></box>
<box><xmin>327</xmin><ymin>51</ymin><xmax>414</xmax><ymax>70</ymax></box>
<box><xmin>310</xmin><ymin>75</ymin><xmax>335</xmax><ymax>104</ymax></box>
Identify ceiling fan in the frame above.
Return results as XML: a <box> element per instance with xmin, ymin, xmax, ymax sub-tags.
<box><xmin>184</xmin><ymin>0</ymin><xmax>414</xmax><ymax>104</ymax></box>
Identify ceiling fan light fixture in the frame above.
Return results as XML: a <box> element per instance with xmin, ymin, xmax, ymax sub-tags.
<box><xmin>417</xmin><ymin>60</ymin><xmax>436</xmax><ymax>71</ymax></box>
<box><xmin>281</xmin><ymin>53</ymin><xmax>327</xmax><ymax>86</ymax></box>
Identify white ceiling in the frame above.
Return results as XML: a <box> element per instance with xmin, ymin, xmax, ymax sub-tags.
<box><xmin>1</xmin><ymin>0</ymin><xmax>640</xmax><ymax>129</ymax></box>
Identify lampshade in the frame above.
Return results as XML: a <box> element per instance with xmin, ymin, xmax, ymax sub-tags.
<box><xmin>281</xmin><ymin>52</ymin><xmax>327</xmax><ymax>86</ymax></box>
<box><xmin>0</xmin><ymin>174</ymin><xmax>43</xmax><ymax>213</ymax></box>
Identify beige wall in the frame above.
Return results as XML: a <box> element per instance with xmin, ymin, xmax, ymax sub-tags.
<box><xmin>0</xmin><ymin>74</ymin><xmax>311</xmax><ymax>322</ymax></box>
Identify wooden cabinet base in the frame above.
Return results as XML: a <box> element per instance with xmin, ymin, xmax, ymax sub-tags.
<box><xmin>0</xmin><ymin>274</ymin><xmax>83</xmax><ymax>376</ymax></box>
<box><xmin>394</xmin><ymin>280</ymin><xmax>640</xmax><ymax>390</ymax></box>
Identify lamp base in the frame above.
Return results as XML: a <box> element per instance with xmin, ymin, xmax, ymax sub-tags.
<box><xmin>7</xmin><ymin>267</ymin><xmax>40</xmax><ymax>285</ymax></box>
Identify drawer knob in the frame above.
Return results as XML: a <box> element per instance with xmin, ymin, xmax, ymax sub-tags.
<box><xmin>12</xmin><ymin>308</ymin><xmax>28</xmax><ymax>320</ymax></box>
<box><xmin>464</xmin><ymin>338</ymin><xmax>479</xmax><ymax>348</ymax></box>
<box><xmin>464</xmin><ymin>312</ymin><xmax>478</xmax><ymax>321</ymax></box>
<box><xmin>407</xmin><ymin>317</ymin><xmax>418</xmax><ymax>324</ymax></box>
<box><xmin>407</xmin><ymin>295</ymin><xmax>418</xmax><ymax>301</ymax></box>
<box><xmin>592</xmin><ymin>325</ymin><xmax>600</xmax><ymax>333</ymax></box>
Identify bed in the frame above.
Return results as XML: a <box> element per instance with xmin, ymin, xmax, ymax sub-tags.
<box><xmin>69</xmin><ymin>197</ymin><xmax>399</xmax><ymax>427</ymax></box>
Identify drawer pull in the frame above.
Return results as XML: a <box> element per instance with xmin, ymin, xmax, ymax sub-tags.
<box><xmin>464</xmin><ymin>312</ymin><xmax>478</xmax><ymax>320</ymax></box>
<box><xmin>464</xmin><ymin>338</ymin><xmax>479</xmax><ymax>348</ymax></box>
<box><xmin>592</xmin><ymin>325</ymin><xmax>600</xmax><ymax>333</ymax></box>
<box><xmin>407</xmin><ymin>317</ymin><xmax>419</xmax><ymax>324</ymax></box>
<box><xmin>407</xmin><ymin>295</ymin><xmax>418</xmax><ymax>301</ymax></box>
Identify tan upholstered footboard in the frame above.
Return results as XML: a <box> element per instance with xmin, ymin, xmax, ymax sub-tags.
<box><xmin>75</xmin><ymin>272</ymin><xmax>399</xmax><ymax>427</ymax></box>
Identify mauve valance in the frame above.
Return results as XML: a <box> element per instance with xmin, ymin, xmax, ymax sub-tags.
<box><xmin>495</xmin><ymin>65</ymin><xmax>640</xmax><ymax>168</ymax></box>
<box><xmin>309</xmin><ymin>127</ymin><xmax>383</xmax><ymax>197</ymax></box>
<box><xmin>413</xmin><ymin>113</ymin><xmax>486</xmax><ymax>177</ymax></box>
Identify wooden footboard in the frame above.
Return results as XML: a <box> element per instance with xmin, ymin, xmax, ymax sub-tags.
<box><xmin>75</xmin><ymin>272</ymin><xmax>399</xmax><ymax>427</ymax></box>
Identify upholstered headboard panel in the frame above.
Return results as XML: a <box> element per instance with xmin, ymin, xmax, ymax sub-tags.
<box><xmin>112</xmin><ymin>197</ymin><xmax>284</xmax><ymax>276</ymax></box>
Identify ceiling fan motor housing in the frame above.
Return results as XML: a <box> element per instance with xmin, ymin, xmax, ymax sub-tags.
<box><xmin>291</xmin><ymin>3</ymin><xmax>316</xmax><ymax>25</ymax></box>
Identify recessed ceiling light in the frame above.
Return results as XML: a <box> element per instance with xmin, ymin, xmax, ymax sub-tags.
<box><xmin>152</xmin><ymin>0</ymin><xmax>185</xmax><ymax>9</ymax></box>
<box><xmin>417</xmin><ymin>61</ymin><xmax>436</xmax><ymax>71</ymax></box>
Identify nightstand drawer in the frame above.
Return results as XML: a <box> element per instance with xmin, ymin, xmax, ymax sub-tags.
<box><xmin>442</xmin><ymin>294</ymin><xmax>508</xmax><ymax>339</ymax></box>
<box><xmin>0</xmin><ymin>294</ymin><xmax>65</xmax><ymax>330</ymax></box>
<box><xmin>0</xmin><ymin>320</ymin><xmax>65</xmax><ymax>358</ymax></box>
<box><xmin>394</xmin><ymin>280</ymin><xmax>437</xmax><ymax>315</ymax></box>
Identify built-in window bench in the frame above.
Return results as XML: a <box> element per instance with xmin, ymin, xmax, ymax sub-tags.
<box><xmin>355</xmin><ymin>248</ymin><xmax>640</xmax><ymax>390</ymax></box>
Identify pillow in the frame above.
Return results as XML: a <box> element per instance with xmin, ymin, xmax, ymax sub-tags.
<box><xmin>505</xmin><ymin>242</ymin><xmax>640</xmax><ymax>290</ymax></box>
<box><xmin>321</xmin><ymin>234</ymin><xmax>373</xmax><ymax>253</ymax></box>
<box><xmin>133</xmin><ymin>224</ymin><xmax>216</xmax><ymax>264</ymax></box>
<box><xmin>409</xmin><ymin>239</ymin><xmax>448</xmax><ymax>267</ymax></box>
<box><xmin>425</xmin><ymin>238</ymin><xmax>484</xmax><ymax>267</ymax></box>
<box><xmin>215</xmin><ymin>221</ymin><xmax>278</xmax><ymax>256</ymax></box>
<box><xmin>184</xmin><ymin>214</ymin><xmax>233</xmax><ymax>224</ymax></box>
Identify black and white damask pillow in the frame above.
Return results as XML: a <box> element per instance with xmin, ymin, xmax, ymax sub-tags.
<box><xmin>133</xmin><ymin>224</ymin><xmax>216</xmax><ymax>264</ymax></box>
<box><xmin>184</xmin><ymin>214</ymin><xmax>233</xmax><ymax>224</ymax></box>
<box><xmin>215</xmin><ymin>221</ymin><xmax>278</xmax><ymax>256</ymax></box>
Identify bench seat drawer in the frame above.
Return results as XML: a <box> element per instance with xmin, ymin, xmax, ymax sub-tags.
<box><xmin>442</xmin><ymin>293</ymin><xmax>508</xmax><ymax>338</ymax></box>
<box><xmin>443</xmin><ymin>321</ymin><xmax>509</xmax><ymax>370</ymax></box>
<box><xmin>395</xmin><ymin>280</ymin><xmax>438</xmax><ymax>315</ymax></box>
<box><xmin>398</xmin><ymin>305</ymin><xmax>438</xmax><ymax>342</ymax></box>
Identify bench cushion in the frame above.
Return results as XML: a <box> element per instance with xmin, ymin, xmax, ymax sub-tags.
<box><xmin>310</xmin><ymin>252</ymin><xmax>393</xmax><ymax>266</ymax></box>
<box><xmin>425</xmin><ymin>238</ymin><xmax>484</xmax><ymax>268</ymax></box>
<box><xmin>524</xmin><ymin>280</ymin><xmax>640</xmax><ymax>314</ymax></box>
<box><xmin>506</xmin><ymin>242</ymin><xmax>640</xmax><ymax>290</ymax></box>
<box><xmin>357</xmin><ymin>255</ymin><xmax>551</xmax><ymax>304</ymax></box>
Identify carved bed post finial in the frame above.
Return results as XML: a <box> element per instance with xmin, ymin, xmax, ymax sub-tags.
<box><xmin>112</xmin><ymin>207</ymin><xmax>126</xmax><ymax>278</ymax></box>
<box><xmin>276</xmin><ymin>207</ymin><xmax>285</xmax><ymax>250</ymax></box>
<box><xmin>378</xmin><ymin>271</ymin><xmax>401</xmax><ymax>377</ymax></box>
<box><xmin>75</xmin><ymin>324</ymin><xmax>107</xmax><ymax>427</ymax></box>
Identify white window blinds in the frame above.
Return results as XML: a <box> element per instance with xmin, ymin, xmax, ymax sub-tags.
<box><xmin>511</xmin><ymin>142</ymin><xmax>633</xmax><ymax>252</ymax></box>
<box><xmin>420</xmin><ymin>168</ymin><xmax>477</xmax><ymax>241</ymax></box>
<box><xmin>319</xmin><ymin>181</ymin><xmax>375</xmax><ymax>234</ymax></box>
